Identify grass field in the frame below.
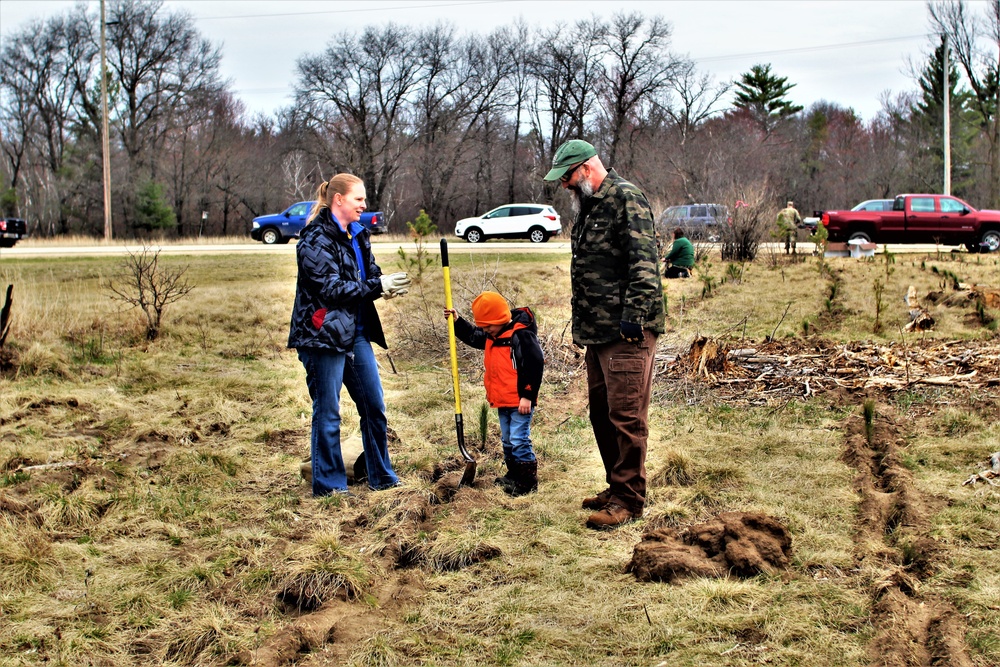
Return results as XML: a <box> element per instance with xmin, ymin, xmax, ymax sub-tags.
<box><xmin>0</xmin><ymin>245</ymin><xmax>998</xmax><ymax>666</ymax></box>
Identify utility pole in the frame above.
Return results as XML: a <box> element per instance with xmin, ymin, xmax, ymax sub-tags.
<box><xmin>943</xmin><ymin>33</ymin><xmax>952</xmax><ymax>196</ymax></box>
<box><xmin>100</xmin><ymin>0</ymin><xmax>113</xmax><ymax>240</ymax></box>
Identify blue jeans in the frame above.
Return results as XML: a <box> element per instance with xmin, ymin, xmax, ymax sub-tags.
<box><xmin>498</xmin><ymin>407</ymin><xmax>536</xmax><ymax>464</ymax></box>
<box><xmin>298</xmin><ymin>337</ymin><xmax>400</xmax><ymax>495</ymax></box>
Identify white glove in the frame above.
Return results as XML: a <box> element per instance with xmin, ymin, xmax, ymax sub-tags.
<box><xmin>380</xmin><ymin>272</ymin><xmax>412</xmax><ymax>299</ymax></box>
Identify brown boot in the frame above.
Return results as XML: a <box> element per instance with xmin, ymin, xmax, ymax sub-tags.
<box><xmin>586</xmin><ymin>502</ymin><xmax>638</xmax><ymax>530</ymax></box>
<box><xmin>581</xmin><ymin>488</ymin><xmax>612</xmax><ymax>510</ymax></box>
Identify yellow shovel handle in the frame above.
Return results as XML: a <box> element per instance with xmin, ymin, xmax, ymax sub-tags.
<box><xmin>441</xmin><ymin>241</ymin><xmax>462</xmax><ymax>416</ymax></box>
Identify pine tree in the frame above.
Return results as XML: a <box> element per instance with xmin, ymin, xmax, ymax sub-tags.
<box><xmin>134</xmin><ymin>181</ymin><xmax>177</xmax><ymax>234</ymax></box>
<box><xmin>733</xmin><ymin>63</ymin><xmax>804</xmax><ymax>131</ymax></box>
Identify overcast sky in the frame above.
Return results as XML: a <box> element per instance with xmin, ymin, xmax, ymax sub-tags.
<box><xmin>0</xmin><ymin>0</ymin><xmax>963</xmax><ymax>121</ymax></box>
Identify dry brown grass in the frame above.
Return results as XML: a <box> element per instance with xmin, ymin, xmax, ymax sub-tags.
<box><xmin>0</xmin><ymin>248</ymin><xmax>998</xmax><ymax>666</ymax></box>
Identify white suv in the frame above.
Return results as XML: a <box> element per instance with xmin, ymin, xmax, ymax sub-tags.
<box><xmin>454</xmin><ymin>204</ymin><xmax>561</xmax><ymax>243</ymax></box>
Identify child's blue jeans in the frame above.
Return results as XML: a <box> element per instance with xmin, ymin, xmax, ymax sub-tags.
<box><xmin>498</xmin><ymin>407</ymin><xmax>536</xmax><ymax>463</ymax></box>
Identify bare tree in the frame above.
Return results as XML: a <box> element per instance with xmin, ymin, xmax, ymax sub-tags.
<box><xmin>500</xmin><ymin>20</ymin><xmax>535</xmax><ymax>203</ymax></box>
<box><xmin>0</xmin><ymin>10</ymin><xmax>96</xmax><ymax>234</ymax></box>
<box><xmin>639</xmin><ymin>60</ymin><xmax>730</xmax><ymax>205</ymax></box>
<box><xmin>529</xmin><ymin>18</ymin><xmax>607</xmax><ymax>167</ymax></box>
<box><xmin>105</xmin><ymin>245</ymin><xmax>194</xmax><ymax>340</ymax></box>
<box><xmin>295</xmin><ymin>23</ymin><xmax>423</xmax><ymax>210</ymax></box>
<box><xmin>281</xmin><ymin>151</ymin><xmax>314</xmax><ymax>203</ymax></box>
<box><xmin>597</xmin><ymin>12</ymin><xmax>680</xmax><ymax>169</ymax></box>
<box><xmin>411</xmin><ymin>25</ymin><xmax>513</xmax><ymax>223</ymax></box>
<box><xmin>659</xmin><ymin>60</ymin><xmax>731</xmax><ymax>145</ymax></box>
<box><xmin>104</xmin><ymin>0</ymin><xmax>224</xmax><ymax>232</ymax></box>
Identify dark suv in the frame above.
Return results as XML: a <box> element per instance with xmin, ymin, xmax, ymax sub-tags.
<box><xmin>660</xmin><ymin>204</ymin><xmax>727</xmax><ymax>241</ymax></box>
<box><xmin>0</xmin><ymin>217</ymin><xmax>27</xmax><ymax>248</ymax></box>
<box><xmin>250</xmin><ymin>201</ymin><xmax>386</xmax><ymax>244</ymax></box>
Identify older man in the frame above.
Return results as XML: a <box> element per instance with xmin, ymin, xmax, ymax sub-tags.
<box><xmin>543</xmin><ymin>139</ymin><xmax>665</xmax><ymax>529</ymax></box>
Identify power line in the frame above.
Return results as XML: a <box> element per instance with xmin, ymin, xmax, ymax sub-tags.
<box><xmin>190</xmin><ymin>0</ymin><xmax>932</xmax><ymax>65</ymax></box>
<box><xmin>195</xmin><ymin>0</ymin><xmax>505</xmax><ymax>21</ymax></box>
<box><xmin>694</xmin><ymin>34</ymin><xmax>932</xmax><ymax>64</ymax></box>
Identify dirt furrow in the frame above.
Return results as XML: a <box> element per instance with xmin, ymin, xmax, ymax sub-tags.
<box><xmin>841</xmin><ymin>409</ymin><xmax>973</xmax><ymax>667</ymax></box>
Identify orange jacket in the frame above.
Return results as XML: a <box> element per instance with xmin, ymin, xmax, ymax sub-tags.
<box><xmin>453</xmin><ymin>307</ymin><xmax>544</xmax><ymax>409</ymax></box>
<box><xmin>483</xmin><ymin>322</ymin><xmax>527</xmax><ymax>407</ymax></box>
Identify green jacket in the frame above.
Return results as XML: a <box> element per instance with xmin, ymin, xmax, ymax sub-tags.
<box><xmin>664</xmin><ymin>236</ymin><xmax>694</xmax><ymax>268</ymax></box>
<box><xmin>570</xmin><ymin>169</ymin><xmax>666</xmax><ymax>346</ymax></box>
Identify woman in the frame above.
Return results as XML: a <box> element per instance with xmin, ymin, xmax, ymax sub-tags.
<box><xmin>288</xmin><ymin>173</ymin><xmax>411</xmax><ymax>496</ymax></box>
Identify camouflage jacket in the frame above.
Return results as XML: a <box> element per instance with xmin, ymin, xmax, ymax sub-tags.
<box><xmin>776</xmin><ymin>206</ymin><xmax>801</xmax><ymax>229</ymax></box>
<box><xmin>570</xmin><ymin>169</ymin><xmax>665</xmax><ymax>345</ymax></box>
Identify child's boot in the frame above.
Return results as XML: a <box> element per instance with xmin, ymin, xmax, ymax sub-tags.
<box><xmin>494</xmin><ymin>457</ymin><xmax>518</xmax><ymax>494</ymax></box>
<box><xmin>509</xmin><ymin>460</ymin><xmax>537</xmax><ymax>497</ymax></box>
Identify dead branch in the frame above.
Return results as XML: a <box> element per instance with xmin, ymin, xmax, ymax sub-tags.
<box><xmin>657</xmin><ymin>337</ymin><xmax>1000</xmax><ymax>401</ymax></box>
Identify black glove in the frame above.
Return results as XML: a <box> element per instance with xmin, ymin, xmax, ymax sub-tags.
<box><xmin>619</xmin><ymin>320</ymin><xmax>643</xmax><ymax>344</ymax></box>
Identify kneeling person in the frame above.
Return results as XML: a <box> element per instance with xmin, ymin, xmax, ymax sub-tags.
<box><xmin>664</xmin><ymin>228</ymin><xmax>694</xmax><ymax>279</ymax></box>
<box><xmin>445</xmin><ymin>292</ymin><xmax>543</xmax><ymax>496</ymax></box>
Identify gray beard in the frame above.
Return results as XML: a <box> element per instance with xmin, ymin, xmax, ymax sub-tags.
<box><xmin>570</xmin><ymin>178</ymin><xmax>594</xmax><ymax>213</ymax></box>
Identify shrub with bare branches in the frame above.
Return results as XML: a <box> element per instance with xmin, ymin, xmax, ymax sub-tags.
<box><xmin>105</xmin><ymin>246</ymin><xmax>194</xmax><ymax>341</ymax></box>
<box><xmin>385</xmin><ymin>256</ymin><xmax>581</xmax><ymax>381</ymax></box>
<box><xmin>718</xmin><ymin>183</ymin><xmax>777</xmax><ymax>262</ymax></box>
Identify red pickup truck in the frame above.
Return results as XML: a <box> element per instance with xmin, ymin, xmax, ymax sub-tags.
<box><xmin>821</xmin><ymin>194</ymin><xmax>1000</xmax><ymax>252</ymax></box>
<box><xmin>0</xmin><ymin>217</ymin><xmax>27</xmax><ymax>248</ymax></box>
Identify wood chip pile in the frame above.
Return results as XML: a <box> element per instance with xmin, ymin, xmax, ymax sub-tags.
<box><xmin>658</xmin><ymin>338</ymin><xmax>1000</xmax><ymax>400</ymax></box>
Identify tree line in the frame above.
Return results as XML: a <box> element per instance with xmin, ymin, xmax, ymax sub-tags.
<box><xmin>1</xmin><ymin>0</ymin><xmax>998</xmax><ymax>239</ymax></box>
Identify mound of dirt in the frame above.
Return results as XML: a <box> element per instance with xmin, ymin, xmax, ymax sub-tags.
<box><xmin>627</xmin><ymin>511</ymin><xmax>792</xmax><ymax>583</ymax></box>
<box><xmin>0</xmin><ymin>493</ymin><xmax>42</xmax><ymax>527</ymax></box>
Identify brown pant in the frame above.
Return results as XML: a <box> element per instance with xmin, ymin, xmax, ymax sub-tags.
<box><xmin>585</xmin><ymin>330</ymin><xmax>657</xmax><ymax>513</ymax></box>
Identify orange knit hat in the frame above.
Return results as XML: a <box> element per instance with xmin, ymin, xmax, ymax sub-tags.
<box><xmin>471</xmin><ymin>291</ymin><xmax>511</xmax><ymax>327</ymax></box>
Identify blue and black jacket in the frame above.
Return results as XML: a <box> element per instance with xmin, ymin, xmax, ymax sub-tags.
<box><xmin>287</xmin><ymin>207</ymin><xmax>386</xmax><ymax>352</ymax></box>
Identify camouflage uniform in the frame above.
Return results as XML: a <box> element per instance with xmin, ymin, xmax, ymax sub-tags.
<box><xmin>776</xmin><ymin>204</ymin><xmax>801</xmax><ymax>254</ymax></box>
<box><xmin>571</xmin><ymin>168</ymin><xmax>664</xmax><ymax>516</ymax></box>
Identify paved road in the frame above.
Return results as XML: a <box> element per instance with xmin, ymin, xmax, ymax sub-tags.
<box><xmin>0</xmin><ymin>240</ymin><xmax>968</xmax><ymax>259</ymax></box>
<box><xmin>0</xmin><ymin>240</ymin><xmax>573</xmax><ymax>258</ymax></box>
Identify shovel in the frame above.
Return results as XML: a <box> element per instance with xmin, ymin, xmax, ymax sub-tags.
<box><xmin>441</xmin><ymin>238</ymin><xmax>477</xmax><ymax>487</ymax></box>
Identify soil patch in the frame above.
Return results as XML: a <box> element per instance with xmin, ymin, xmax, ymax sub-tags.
<box><xmin>870</xmin><ymin>589</ymin><xmax>974</xmax><ymax>667</ymax></box>
<box><xmin>245</xmin><ymin>456</ymin><xmax>500</xmax><ymax>665</ymax></box>
<box><xmin>839</xmin><ymin>408</ymin><xmax>974</xmax><ymax>667</ymax></box>
<box><xmin>239</xmin><ymin>571</ymin><xmax>424</xmax><ymax>667</ymax></box>
<box><xmin>0</xmin><ymin>493</ymin><xmax>43</xmax><ymax>527</ymax></box>
<box><xmin>627</xmin><ymin>511</ymin><xmax>792</xmax><ymax>582</ymax></box>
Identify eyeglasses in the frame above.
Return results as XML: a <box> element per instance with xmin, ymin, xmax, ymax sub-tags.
<box><xmin>560</xmin><ymin>162</ymin><xmax>584</xmax><ymax>183</ymax></box>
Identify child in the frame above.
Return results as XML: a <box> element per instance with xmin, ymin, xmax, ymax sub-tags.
<box><xmin>444</xmin><ymin>291</ymin><xmax>544</xmax><ymax>496</ymax></box>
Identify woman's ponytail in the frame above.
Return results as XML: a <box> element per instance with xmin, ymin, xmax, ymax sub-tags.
<box><xmin>307</xmin><ymin>181</ymin><xmax>329</xmax><ymax>224</ymax></box>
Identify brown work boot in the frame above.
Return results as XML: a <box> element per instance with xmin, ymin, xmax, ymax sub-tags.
<box><xmin>586</xmin><ymin>502</ymin><xmax>637</xmax><ymax>530</ymax></box>
<box><xmin>581</xmin><ymin>488</ymin><xmax>612</xmax><ymax>510</ymax></box>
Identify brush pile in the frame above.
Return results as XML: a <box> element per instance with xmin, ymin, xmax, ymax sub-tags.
<box><xmin>659</xmin><ymin>338</ymin><xmax>1000</xmax><ymax>399</ymax></box>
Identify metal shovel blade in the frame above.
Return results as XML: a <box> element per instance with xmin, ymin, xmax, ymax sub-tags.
<box><xmin>455</xmin><ymin>414</ymin><xmax>477</xmax><ymax>487</ymax></box>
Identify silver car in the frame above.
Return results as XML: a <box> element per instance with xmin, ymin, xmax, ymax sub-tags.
<box><xmin>851</xmin><ymin>199</ymin><xmax>895</xmax><ymax>212</ymax></box>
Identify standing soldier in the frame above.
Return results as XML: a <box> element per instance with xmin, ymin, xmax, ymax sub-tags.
<box><xmin>543</xmin><ymin>139</ymin><xmax>665</xmax><ymax>530</ymax></box>
<box><xmin>776</xmin><ymin>200</ymin><xmax>802</xmax><ymax>254</ymax></box>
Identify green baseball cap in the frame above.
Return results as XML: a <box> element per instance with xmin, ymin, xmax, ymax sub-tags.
<box><xmin>543</xmin><ymin>139</ymin><xmax>597</xmax><ymax>181</ymax></box>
